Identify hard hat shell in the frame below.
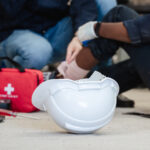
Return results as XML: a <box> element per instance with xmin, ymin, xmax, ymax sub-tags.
<box><xmin>32</xmin><ymin>77</ymin><xmax>119</xmax><ymax>133</ymax></box>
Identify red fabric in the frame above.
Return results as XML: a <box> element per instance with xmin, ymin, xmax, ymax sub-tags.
<box><xmin>0</xmin><ymin>68</ymin><xmax>43</xmax><ymax>112</ymax></box>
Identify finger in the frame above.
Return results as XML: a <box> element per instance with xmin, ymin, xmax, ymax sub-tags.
<box><xmin>57</xmin><ymin>61</ymin><xmax>68</xmax><ymax>76</ymax></box>
<box><xmin>66</xmin><ymin>46</ymin><xmax>74</xmax><ymax>64</ymax></box>
<box><xmin>69</xmin><ymin>50</ymin><xmax>79</xmax><ymax>64</ymax></box>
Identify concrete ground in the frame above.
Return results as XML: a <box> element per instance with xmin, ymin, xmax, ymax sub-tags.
<box><xmin>0</xmin><ymin>88</ymin><xmax>150</xmax><ymax>150</ymax></box>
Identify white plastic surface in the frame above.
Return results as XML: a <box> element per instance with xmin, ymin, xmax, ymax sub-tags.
<box><xmin>32</xmin><ymin>72</ymin><xmax>119</xmax><ymax>133</ymax></box>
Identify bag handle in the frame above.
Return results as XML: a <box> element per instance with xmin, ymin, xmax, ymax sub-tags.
<box><xmin>0</xmin><ymin>57</ymin><xmax>25</xmax><ymax>72</ymax></box>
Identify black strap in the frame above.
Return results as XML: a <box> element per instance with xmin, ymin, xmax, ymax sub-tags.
<box><xmin>124</xmin><ymin>112</ymin><xmax>150</xmax><ymax>119</ymax></box>
<box><xmin>0</xmin><ymin>57</ymin><xmax>25</xmax><ymax>72</ymax></box>
<box><xmin>94</xmin><ymin>22</ymin><xmax>101</xmax><ymax>37</ymax></box>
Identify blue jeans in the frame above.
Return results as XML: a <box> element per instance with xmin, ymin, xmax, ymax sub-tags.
<box><xmin>95</xmin><ymin>0</ymin><xmax>117</xmax><ymax>21</ymax></box>
<box><xmin>0</xmin><ymin>0</ymin><xmax>116</xmax><ymax>69</ymax></box>
<box><xmin>89</xmin><ymin>5</ymin><xmax>150</xmax><ymax>90</ymax></box>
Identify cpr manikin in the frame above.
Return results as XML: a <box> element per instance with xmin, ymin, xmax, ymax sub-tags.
<box><xmin>32</xmin><ymin>71</ymin><xmax>119</xmax><ymax>133</ymax></box>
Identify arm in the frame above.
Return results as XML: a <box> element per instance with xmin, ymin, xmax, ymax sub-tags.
<box><xmin>98</xmin><ymin>22</ymin><xmax>131</xmax><ymax>43</ymax></box>
<box><xmin>77</xmin><ymin>14</ymin><xmax>150</xmax><ymax>44</ymax></box>
<box><xmin>66</xmin><ymin>0</ymin><xmax>98</xmax><ymax>64</ymax></box>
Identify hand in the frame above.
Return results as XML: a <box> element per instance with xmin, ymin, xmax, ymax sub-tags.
<box><xmin>66</xmin><ymin>36</ymin><xmax>82</xmax><ymax>64</ymax></box>
<box><xmin>57</xmin><ymin>61</ymin><xmax>68</xmax><ymax>77</ymax></box>
<box><xmin>76</xmin><ymin>21</ymin><xmax>98</xmax><ymax>42</ymax></box>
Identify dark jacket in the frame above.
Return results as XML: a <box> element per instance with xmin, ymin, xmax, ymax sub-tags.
<box><xmin>0</xmin><ymin>0</ymin><xmax>98</xmax><ymax>42</ymax></box>
<box><xmin>123</xmin><ymin>14</ymin><xmax>150</xmax><ymax>44</ymax></box>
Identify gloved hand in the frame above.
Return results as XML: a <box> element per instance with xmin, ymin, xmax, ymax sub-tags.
<box><xmin>76</xmin><ymin>21</ymin><xmax>98</xmax><ymax>42</ymax></box>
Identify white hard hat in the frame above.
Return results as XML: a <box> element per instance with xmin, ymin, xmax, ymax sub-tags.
<box><xmin>32</xmin><ymin>71</ymin><xmax>119</xmax><ymax>134</ymax></box>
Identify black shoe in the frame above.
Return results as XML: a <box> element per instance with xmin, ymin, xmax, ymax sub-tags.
<box><xmin>43</xmin><ymin>70</ymin><xmax>59</xmax><ymax>81</ymax></box>
<box><xmin>0</xmin><ymin>116</ymin><xmax>5</xmax><ymax>123</ymax></box>
<box><xmin>117</xmin><ymin>95</ymin><xmax>135</xmax><ymax>108</ymax></box>
<box><xmin>0</xmin><ymin>99</ymin><xmax>11</xmax><ymax>109</ymax></box>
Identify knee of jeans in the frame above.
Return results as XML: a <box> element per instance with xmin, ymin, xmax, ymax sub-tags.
<box><xmin>103</xmin><ymin>5</ymin><xmax>139</xmax><ymax>22</ymax></box>
<box><xmin>13</xmin><ymin>44</ymin><xmax>53</xmax><ymax>69</ymax></box>
<box><xmin>3</xmin><ymin>30</ymin><xmax>53</xmax><ymax>69</ymax></box>
<box><xmin>116</xmin><ymin>5</ymin><xmax>139</xmax><ymax>20</ymax></box>
<box><xmin>12</xmin><ymin>55</ymin><xmax>47</xmax><ymax>69</ymax></box>
<box><xmin>21</xmin><ymin>43</ymin><xmax>53</xmax><ymax>69</ymax></box>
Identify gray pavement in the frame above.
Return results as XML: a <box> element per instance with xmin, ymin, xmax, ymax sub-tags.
<box><xmin>0</xmin><ymin>88</ymin><xmax>150</xmax><ymax>150</ymax></box>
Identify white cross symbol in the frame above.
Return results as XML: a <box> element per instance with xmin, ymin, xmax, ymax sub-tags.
<box><xmin>4</xmin><ymin>83</ymin><xmax>14</xmax><ymax>95</ymax></box>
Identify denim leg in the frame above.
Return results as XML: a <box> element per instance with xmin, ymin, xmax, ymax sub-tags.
<box><xmin>88</xmin><ymin>6</ymin><xmax>150</xmax><ymax>89</ymax></box>
<box><xmin>96</xmin><ymin>59</ymin><xmax>143</xmax><ymax>93</ymax></box>
<box><xmin>0</xmin><ymin>30</ymin><xmax>53</xmax><ymax>69</ymax></box>
<box><xmin>44</xmin><ymin>17</ymin><xmax>73</xmax><ymax>63</ymax></box>
<box><xmin>104</xmin><ymin>5</ymin><xmax>150</xmax><ymax>88</ymax></box>
<box><xmin>103</xmin><ymin>5</ymin><xmax>150</xmax><ymax>88</ymax></box>
<box><xmin>123</xmin><ymin>44</ymin><xmax>150</xmax><ymax>89</ymax></box>
<box><xmin>95</xmin><ymin>0</ymin><xmax>117</xmax><ymax>21</ymax></box>
<box><xmin>89</xmin><ymin>5</ymin><xmax>139</xmax><ymax>61</ymax></box>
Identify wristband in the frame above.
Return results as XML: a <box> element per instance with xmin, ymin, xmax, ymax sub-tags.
<box><xmin>94</xmin><ymin>22</ymin><xmax>101</xmax><ymax>37</ymax></box>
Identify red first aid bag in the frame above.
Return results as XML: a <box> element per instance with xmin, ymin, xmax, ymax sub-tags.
<box><xmin>0</xmin><ymin>57</ymin><xmax>44</xmax><ymax>112</ymax></box>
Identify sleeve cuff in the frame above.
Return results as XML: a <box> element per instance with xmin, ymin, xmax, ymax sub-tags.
<box><xmin>123</xmin><ymin>20</ymin><xmax>141</xmax><ymax>44</ymax></box>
